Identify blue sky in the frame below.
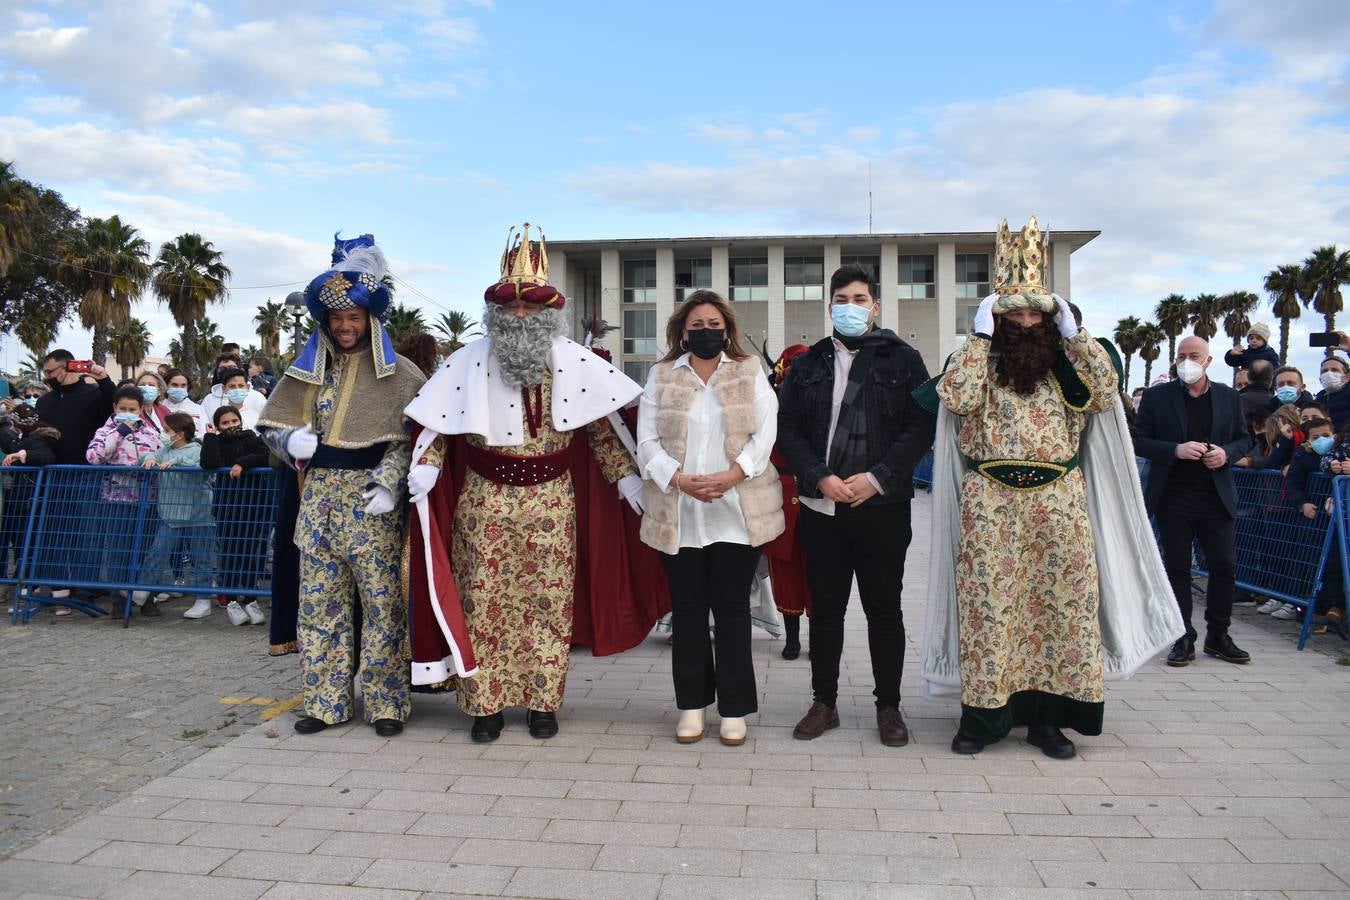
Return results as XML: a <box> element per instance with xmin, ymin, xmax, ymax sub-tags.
<box><xmin>2</xmin><ymin>0</ymin><xmax>1348</xmax><ymax>388</ymax></box>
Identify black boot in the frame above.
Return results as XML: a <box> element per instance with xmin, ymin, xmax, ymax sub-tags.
<box><xmin>470</xmin><ymin>712</ymin><xmax>505</xmax><ymax>743</ymax></box>
<box><xmin>781</xmin><ymin>615</ymin><xmax>801</xmax><ymax>660</ymax></box>
<box><xmin>372</xmin><ymin>719</ymin><xmax>403</xmax><ymax>737</ymax></box>
<box><xmin>527</xmin><ymin>710</ymin><xmax>558</xmax><ymax>739</ymax></box>
<box><xmin>1027</xmin><ymin>723</ymin><xmax>1076</xmax><ymax>759</ymax></box>
<box><xmin>1166</xmin><ymin>636</ymin><xmax>1195</xmax><ymax>667</ymax></box>
<box><xmin>1203</xmin><ymin>632</ymin><xmax>1250</xmax><ymax>664</ymax></box>
<box><xmin>294</xmin><ymin>716</ymin><xmax>329</xmax><ymax>735</ymax></box>
<box><xmin>950</xmin><ymin>731</ymin><xmax>985</xmax><ymax>755</ymax></box>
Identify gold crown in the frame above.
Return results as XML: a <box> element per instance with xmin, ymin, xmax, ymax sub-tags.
<box><xmin>994</xmin><ymin>215</ymin><xmax>1050</xmax><ymax>298</ymax></box>
<box><xmin>498</xmin><ymin>222</ymin><xmax>549</xmax><ymax>287</ymax></box>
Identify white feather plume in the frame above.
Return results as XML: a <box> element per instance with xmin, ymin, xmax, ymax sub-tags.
<box><xmin>332</xmin><ymin>243</ymin><xmax>389</xmax><ymax>281</ymax></box>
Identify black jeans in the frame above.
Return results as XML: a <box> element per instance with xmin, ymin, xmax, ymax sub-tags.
<box><xmin>799</xmin><ymin>500</ymin><xmax>911</xmax><ymax>709</ymax></box>
<box><xmin>1156</xmin><ymin>487</ymin><xmax>1235</xmax><ymax>642</ymax></box>
<box><xmin>661</xmin><ymin>542</ymin><xmax>762</xmax><ymax>717</ymax></box>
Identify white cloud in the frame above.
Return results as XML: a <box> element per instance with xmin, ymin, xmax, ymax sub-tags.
<box><xmin>419</xmin><ymin>16</ymin><xmax>480</xmax><ymax>49</ymax></box>
<box><xmin>0</xmin><ymin>116</ymin><xmax>251</xmax><ymax>194</ymax></box>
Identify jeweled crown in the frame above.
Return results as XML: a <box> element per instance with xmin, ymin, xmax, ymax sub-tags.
<box><xmin>994</xmin><ymin>216</ymin><xmax>1049</xmax><ymax>298</ymax></box>
<box><xmin>498</xmin><ymin>222</ymin><xmax>549</xmax><ymax>288</ymax></box>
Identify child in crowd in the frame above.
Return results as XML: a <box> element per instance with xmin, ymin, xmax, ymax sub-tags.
<box><xmin>202</xmin><ymin>366</ymin><xmax>265</xmax><ymax>430</ymax></box>
<box><xmin>86</xmin><ymin>385</ymin><xmax>163</xmax><ymax>617</ymax></box>
<box><xmin>1262</xmin><ymin>417</ymin><xmax>1338</xmax><ymax>620</ymax></box>
<box><xmin>201</xmin><ymin>406</ymin><xmax>270</xmax><ymax>625</ymax></box>
<box><xmin>1243</xmin><ymin>404</ymin><xmax>1302</xmax><ymax>471</ymax></box>
<box><xmin>140</xmin><ymin>412</ymin><xmax>214</xmax><ymax>612</ymax></box>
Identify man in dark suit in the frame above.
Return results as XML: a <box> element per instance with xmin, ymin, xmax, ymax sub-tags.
<box><xmin>1134</xmin><ymin>336</ymin><xmax>1253</xmax><ymax>666</ymax></box>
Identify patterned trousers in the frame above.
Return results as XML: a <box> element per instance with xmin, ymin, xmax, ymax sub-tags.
<box><xmin>296</xmin><ymin>467</ymin><xmax>410</xmax><ymax>724</ymax></box>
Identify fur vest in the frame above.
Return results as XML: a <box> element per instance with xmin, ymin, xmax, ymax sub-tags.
<box><xmin>640</xmin><ymin>356</ymin><xmax>785</xmax><ymax>555</ymax></box>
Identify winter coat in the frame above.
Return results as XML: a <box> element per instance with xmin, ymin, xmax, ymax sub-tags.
<box><xmin>145</xmin><ymin>441</ymin><xmax>213</xmax><ymax>526</ymax></box>
<box><xmin>86</xmin><ymin>417</ymin><xmax>163</xmax><ymax>502</ymax></box>
<box><xmin>35</xmin><ymin>376</ymin><xmax>115</xmax><ymax>464</ymax></box>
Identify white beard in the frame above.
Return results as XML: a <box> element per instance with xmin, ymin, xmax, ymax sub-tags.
<box><xmin>485</xmin><ymin>304</ymin><xmax>566</xmax><ymax>389</ymax></box>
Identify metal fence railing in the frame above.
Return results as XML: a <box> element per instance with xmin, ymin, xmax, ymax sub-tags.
<box><xmin>2</xmin><ymin>465</ymin><xmax>280</xmax><ymax>625</ymax></box>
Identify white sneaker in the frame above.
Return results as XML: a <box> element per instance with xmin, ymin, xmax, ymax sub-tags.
<box><xmin>719</xmin><ymin>716</ymin><xmax>747</xmax><ymax>747</ymax></box>
<box><xmin>1271</xmin><ymin>603</ymin><xmax>1299</xmax><ymax>620</ymax></box>
<box><xmin>153</xmin><ymin>592</ymin><xmax>172</xmax><ymax>603</ymax></box>
<box><xmin>244</xmin><ymin>600</ymin><xmax>265</xmax><ymax>625</ymax></box>
<box><xmin>1257</xmin><ymin>599</ymin><xmax>1284</xmax><ymax>614</ymax></box>
<box><xmin>183</xmin><ymin>597</ymin><xmax>212</xmax><ymax>619</ymax></box>
<box><xmin>226</xmin><ymin>601</ymin><xmax>249</xmax><ymax>626</ymax></box>
<box><xmin>131</xmin><ymin>590</ymin><xmax>150</xmax><ymax>607</ymax></box>
<box><xmin>50</xmin><ymin>588</ymin><xmax>70</xmax><ymax>600</ymax></box>
<box><xmin>675</xmin><ymin>708</ymin><xmax>705</xmax><ymax>744</ymax></box>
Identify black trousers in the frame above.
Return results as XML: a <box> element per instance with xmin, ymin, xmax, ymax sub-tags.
<box><xmin>799</xmin><ymin>501</ymin><xmax>911</xmax><ymax>709</ymax></box>
<box><xmin>661</xmin><ymin>542</ymin><xmax>762</xmax><ymax>717</ymax></box>
<box><xmin>1156</xmin><ymin>487</ymin><xmax>1235</xmax><ymax>642</ymax></box>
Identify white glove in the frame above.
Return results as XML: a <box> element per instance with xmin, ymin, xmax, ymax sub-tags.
<box><xmin>286</xmin><ymin>424</ymin><xmax>319</xmax><ymax>461</ymax></box>
<box><xmin>1053</xmin><ymin>294</ymin><xmax>1079</xmax><ymax>339</ymax></box>
<box><xmin>362</xmin><ymin>486</ymin><xmax>396</xmax><ymax>516</ymax></box>
<box><xmin>408</xmin><ymin>463</ymin><xmax>440</xmax><ymax>504</ymax></box>
<box><xmin>617</xmin><ymin>473</ymin><xmax>645</xmax><ymax>515</ymax></box>
<box><xmin>972</xmin><ymin>293</ymin><xmax>998</xmax><ymax>337</ymax></box>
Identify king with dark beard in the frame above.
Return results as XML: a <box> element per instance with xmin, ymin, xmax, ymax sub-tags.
<box><xmin>402</xmin><ymin>224</ymin><xmax>667</xmax><ymax>743</ymax></box>
<box><xmin>932</xmin><ymin>217</ymin><xmax>1121</xmax><ymax>759</ymax></box>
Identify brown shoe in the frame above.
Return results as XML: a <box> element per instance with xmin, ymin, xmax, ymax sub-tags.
<box><xmin>877</xmin><ymin>707</ymin><xmax>909</xmax><ymax>747</ymax></box>
<box><xmin>792</xmin><ymin>702</ymin><xmax>839</xmax><ymax>740</ymax></box>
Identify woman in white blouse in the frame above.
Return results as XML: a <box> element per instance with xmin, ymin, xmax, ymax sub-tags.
<box><xmin>637</xmin><ymin>291</ymin><xmax>785</xmax><ymax>746</ymax></box>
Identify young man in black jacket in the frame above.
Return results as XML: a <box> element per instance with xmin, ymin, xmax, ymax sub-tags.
<box><xmin>776</xmin><ymin>264</ymin><xmax>937</xmax><ymax>747</ymax></box>
<box><xmin>34</xmin><ymin>349</ymin><xmax>115</xmax><ymax>464</ymax></box>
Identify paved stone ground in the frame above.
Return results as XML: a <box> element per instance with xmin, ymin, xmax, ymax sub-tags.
<box><xmin>4</xmin><ymin>493</ymin><xmax>1350</xmax><ymax>898</ymax></box>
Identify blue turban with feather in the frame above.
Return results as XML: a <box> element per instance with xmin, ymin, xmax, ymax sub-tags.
<box><xmin>287</xmin><ymin>234</ymin><xmax>398</xmax><ymax>383</ymax></box>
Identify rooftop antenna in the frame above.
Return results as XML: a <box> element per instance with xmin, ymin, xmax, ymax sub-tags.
<box><xmin>867</xmin><ymin>164</ymin><xmax>873</xmax><ymax>234</ymax></box>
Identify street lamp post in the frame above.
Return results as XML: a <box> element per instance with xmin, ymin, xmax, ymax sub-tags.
<box><xmin>285</xmin><ymin>291</ymin><xmax>306</xmax><ymax>356</ymax></box>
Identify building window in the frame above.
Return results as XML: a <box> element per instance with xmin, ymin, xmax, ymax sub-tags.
<box><xmin>784</xmin><ymin>256</ymin><xmax>824</xmax><ymax>301</ymax></box>
<box><xmin>622</xmin><ymin>308</ymin><xmax>657</xmax><ymax>355</ymax></box>
<box><xmin>624</xmin><ymin>360</ymin><xmax>653</xmax><ymax>385</ymax></box>
<box><xmin>897</xmin><ymin>254</ymin><xmax>935</xmax><ymax>299</ymax></box>
<box><xmin>839</xmin><ymin>254</ymin><xmax>880</xmax><ymax>283</ymax></box>
<box><xmin>957</xmin><ymin>303</ymin><xmax>982</xmax><ymax>335</ymax></box>
<box><xmin>955</xmin><ymin>253</ymin><xmax>990</xmax><ymax>300</ymax></box>
<box><xmin>729</xmin><ymin>256</ymin><xmax>768</xmax><ymax>301</ymax></box>
<box><xmin>623</xmin><ymin>259</ymin><xmax>656</xmax><ymax>303</ymax></box>
<box><xmin>675</xmin><ymin>257</ymin><xmax>712</xmax><ymax>302</ymax></box>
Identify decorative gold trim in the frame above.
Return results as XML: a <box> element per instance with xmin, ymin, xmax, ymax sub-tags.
<box><xmin>327</xmin><ymin>354</ymin><xmax>359</xmax><ymax>443</ymax></box>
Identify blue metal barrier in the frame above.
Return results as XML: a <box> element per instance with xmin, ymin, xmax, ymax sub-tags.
<box><xmin>0</xmin><ymin>466</ymin><xmax>43</xmax><ymax>588</ymax></box>
<box><xmin>1191</xmin><ymin>469</ymin><xmax>1345</xmax><ymax>650</ymax></box>
<box><xmin>9</xmin><ymin>465</ymin><xmax>281</xmax><ymax>625</ymax></box>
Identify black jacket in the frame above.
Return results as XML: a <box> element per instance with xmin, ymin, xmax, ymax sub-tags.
<box><xmin>201</xmin><ymin>430</ymin><xmax>270</xmax><ymax>470</ymax></box>
<box><xmin>1224</xmin><ymin>344</ymin><xmax>1281</xmax><ymax>371</ymax></box>
<box><xmin>1132</xmin><ymin>379</ymin><xmax>1252</xmax><ymax>517</ymax></box>
<box><xmin>34</xmin><ymin>376</ymin><xmax>115</xmax><ymax>464</ymax></box>
<box><xmin>1284</xmin><ymin>446</ymin><xmax>1325</xmax><ymax>509</ymax></box>
<box><xmin>16</xmin><ymin>427</ymin><xmax>60</xmax><ymax>467</ymax></box>
<box><xmin>776</xmin><ymin>331</ymin><xmax>936</xmax><ymax>503</ymax></box>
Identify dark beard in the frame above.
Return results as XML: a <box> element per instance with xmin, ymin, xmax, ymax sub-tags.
<box><xmin>485</xmin><ymin>304</ymin><xmax>565</xmax><ymax>389</ymax></box>
<box><xmin>992</xmin><ymin>318</ymin><xmax>1059</xmax><ymax>395</ymax></box>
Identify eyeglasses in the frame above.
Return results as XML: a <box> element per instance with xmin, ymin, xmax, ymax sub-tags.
<box><xmin>41</xmin><ymin>366</ymin><xmax>63</xmax><ymax>378</ymax></box>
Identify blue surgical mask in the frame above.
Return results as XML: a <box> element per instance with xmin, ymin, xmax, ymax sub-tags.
<box><xmin>831</xmin><ymin>303</ymin><xmax>872</xmax><ymax>337</ymax></box>
<box><xmin>22</xmin><ymin>397</ymin><xmax>37</xmax><ymax>407</ymax></box>
<box><xmin>1311</xmin><ymin>435</ymin><xmax>1335</xmax><ymax>455</ymax></box>
<box><xmin>226</xmin><ymin>388</ymin><xmax>249</xmax><ymax>404</ymax></box>
<box><xmin>114</xmin><ymin>412</ymin><xmax>140</xmax><ymax>425</ymax></box>
<box><xmin>1275</xmin><ymin>386</ymin><xmax>1300</xmax><ymax>404</ymax></box>
<box><xmin>139</xmin><ymin>385</ymin><xmax>159</xmax><ymax>403</ymax></box>
<box><xmin>167</xmin><ymin>387</ymin><xmax>189</xmax><ymax>403</ymax></box>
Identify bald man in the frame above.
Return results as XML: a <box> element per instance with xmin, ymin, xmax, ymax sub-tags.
<box><xmin>1134</xmin><ymin>336</ymin><xmax>1253</xmax><ymax>667</ymax></box>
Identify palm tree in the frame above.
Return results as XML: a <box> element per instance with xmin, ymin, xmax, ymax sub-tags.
<box><xmin>108</xmin><ymin>317</ymin><xmax>153</xmax><ymax>380</ymax></box>
<box><xmin>18</xmin><ymin>351</ymin><xmax>43</xmax><ymax>381</ymax></box>
<box><xmin>57</xmin><ymin>215</ymin><xmax>151</xmax><ymax>362</ymax></box>
<box><xmin>1136</xmin><ymin>321</ymin><xmax>1165</xmax><ymax>385</ymax></box>
<box><xmin>1220</xmin><ymin>290</ymin><xmax>1260</xmax><ymax>347</ymax></box>
<box><xmin>152</xmin><ymin>233</ymin><xmax>231</xmax><ymax>377</ymax></box>
<box><xmin>15</xmin><ymin>313</ymin><xmax>58</xmax><ymax>357</ymax></box>
<box><xmin>1188</xmin><ymin>293</ymin><xmax>1222</xmax><ymax>342</ymax></box>
<box><xmin>1264</xmin><ymin>263</ymin><xmax>1304</xmax><ymax>364</ymax></box>
<box><xmin>253</xmin><ymin>299</ymin><xmax>286</xmax><ymax>357</ymax></box>
<box><xmin>1154</xmin><ymin>293</ymin><xmax>1190</xmax><ymax>366</ymax></box>
<box><xmin>1302</xmin><ymin>244</ymin><xmax>1350</xmax><ymax>345</ymax></box>
<box><xmin>1113</xmin><ymin>316</ymin><xmax>1143</xmax><ymax>389</ymax></box>
<box><xmin>0</xmin><ymin>160</ymin><xmax>35</xmax><ymax>277</ymax></box>
<box><xmin>385</xmin><ymin>303</ymin><xmax>427</xmax><ymax>344</ymax></box>
<box><xmin>432</xmin><ymin>310</ymin><xmax>480</xmax><ymax>352</ymax></box>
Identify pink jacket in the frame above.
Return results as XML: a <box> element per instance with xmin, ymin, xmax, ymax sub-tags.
<box><xmin>86</xmin><ymin>417</ymin><xmax>162</xmax><ymax>501</ymax></box>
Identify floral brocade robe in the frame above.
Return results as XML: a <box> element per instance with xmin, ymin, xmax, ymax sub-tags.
<box><xmin>935</xmin><ymin>330</ymin><xmax>1118</xmax><ymax>711</ymax></box>
<box><xmin>440</xmin><ymin>372</ymin><xmax>636</xmax><ymax>716</ymax></box>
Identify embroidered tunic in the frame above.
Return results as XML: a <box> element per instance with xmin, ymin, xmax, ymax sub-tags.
<box><xmin>936</xmin><ymin>329</ymin><xmax>1117</xmax><ymax>733</ymax></box>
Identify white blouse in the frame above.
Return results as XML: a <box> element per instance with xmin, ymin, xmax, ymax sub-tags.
<box><xmin>637</xmin><ymin>352</ymin><xmax>778</xmax><ymax>549</ymax></box>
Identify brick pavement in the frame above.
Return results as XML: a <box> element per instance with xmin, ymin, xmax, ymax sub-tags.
<box><xmin>4</xmin><ymin>493</ymin><xmax>1350</xmax><ymax>898</ymax></box>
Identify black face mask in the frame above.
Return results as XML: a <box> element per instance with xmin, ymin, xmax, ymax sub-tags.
<box><xmin>684</xmin><ymin>328</ymin><xmax>726</xmax><ymax>361</ymax></box>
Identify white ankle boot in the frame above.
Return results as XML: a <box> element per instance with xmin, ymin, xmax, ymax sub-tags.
<box><xmin>183</xmin><ymin>597</ymin><xmax>212</xmax><ymax>619</ymax></box>
<box><xmin>226</xmin><ymin>601</ymin><xmax>249</xmax><ymax>626</ymax></box>
<box><xmin>719</xmin><ymin>716</ymin><xmax>747</xmax><ymax>747</ymax></box>
<box><xmin>244</xmin><ymin>600</ymin><xmax>266</xmax><ymax>625</ymax></box>
<box><xmin>675</xmin><ymin>708</ymin><xmax>705</xmax><ymax>744</ymax></box>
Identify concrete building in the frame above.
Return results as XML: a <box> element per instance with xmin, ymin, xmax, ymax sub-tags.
<box><xmin>548</xmin><ymin>229</ymin><xmax>1099</xmax><ymax>383</ymax></box>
